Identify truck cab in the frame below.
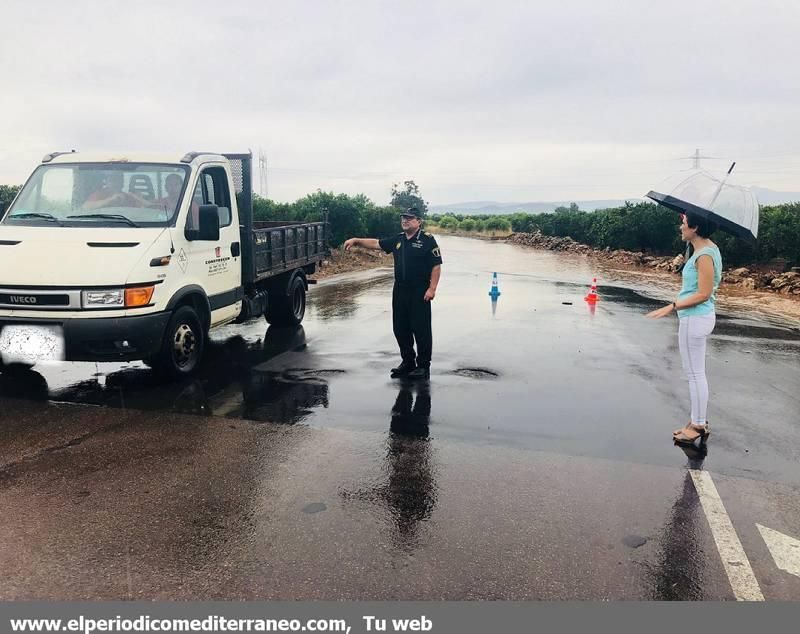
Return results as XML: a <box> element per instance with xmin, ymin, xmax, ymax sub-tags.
<box><xmin>0</xmin><ymin>151</ymin><xmax>327</xmax><ymax>377</ymax></box>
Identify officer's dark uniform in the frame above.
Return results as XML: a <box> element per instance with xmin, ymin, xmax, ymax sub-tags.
<box><xmin>378</xmin><ymin>228</ymin><xmax>443</xmax><ymax>372</ymax></box>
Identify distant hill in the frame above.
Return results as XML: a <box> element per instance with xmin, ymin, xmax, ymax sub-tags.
<box><xmin>429</xmin><ymin>199</ymin><xmax>636</xmax><ymax>215</ymax></box>
<box><xmin>431</xmin><ymin>187</ymin><xmax>800</xmax><ymax>216</ymax></box>
<box><xmin>751</xmin><ymin>187</ymin><xmax>800</xmax><ymax>205</ymax></box>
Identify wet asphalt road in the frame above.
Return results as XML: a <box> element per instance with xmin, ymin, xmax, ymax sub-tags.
<box><xmin>1</xmin><ymin>235</ymin><xmax>799</xmax><ymax>600</ymax></box>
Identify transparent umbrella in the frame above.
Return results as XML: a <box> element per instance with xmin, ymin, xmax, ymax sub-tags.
<box><xmin>646</xmin><ymin>163</ymin><xmax>759</xmax><ymax>245</ymax></box>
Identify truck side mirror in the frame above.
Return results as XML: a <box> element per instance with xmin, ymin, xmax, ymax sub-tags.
<box><xmin>186</xmin><ymin>205</ymin><xmax>220</xmax><ymax>241</ymax></box>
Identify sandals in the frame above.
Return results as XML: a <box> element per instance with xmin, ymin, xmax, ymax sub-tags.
<box><xmin>673</xmin><ymin>421</ymin><xmax>692</xmax><ymax>436</ymax></box>
<box><xmin>673</xmin><ymin>423</ymin><xmax>710</xmax><ymax>445</ymax></box>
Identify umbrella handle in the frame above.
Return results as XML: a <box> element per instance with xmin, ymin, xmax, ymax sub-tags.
<box><xmin>709</xmin><ymin>161</ymin><xmax>737</xmax><ymax>207</ymax></box>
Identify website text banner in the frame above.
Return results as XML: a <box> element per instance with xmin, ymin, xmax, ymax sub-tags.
<box><xmin>1</xmin><ymin>602</ymin><xmax>794</xmax><ymax>634</ymax></box>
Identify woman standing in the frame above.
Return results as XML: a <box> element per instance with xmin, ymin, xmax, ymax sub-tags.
<box><xmin>647</xmin><ymin>212</ymin><xmax>722</xmax><ymax>445</ymax></box>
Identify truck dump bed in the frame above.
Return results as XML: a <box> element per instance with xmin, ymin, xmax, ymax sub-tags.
<box><xmin>252</xmin><ymin>220</ymin><xmax>327</xmax><ymax>281</ymax></box>
<box><xmin>223</xmin><ymin>153</ymin><xmax>329</xmax><ymax>286</ymax></box>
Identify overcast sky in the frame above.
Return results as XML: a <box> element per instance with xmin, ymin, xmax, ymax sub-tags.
<box><xmin>1</xmin><ymin>0</ymin><xmax>799</xmax><ymax>205</ymax></box>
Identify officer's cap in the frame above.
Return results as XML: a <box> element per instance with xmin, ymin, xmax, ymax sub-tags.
<box><xmin>401</xmin><ymin>207</ymin><xmax>423</xmax><ymax>220</ymax></box>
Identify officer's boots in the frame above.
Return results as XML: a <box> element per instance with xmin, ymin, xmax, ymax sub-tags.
<box><xmin>406</xmin><ymin>366</ymin><xmax>430</xmax><ymax>380</ymax></box>
<box><xmin>390</xmin><ymin>360</ymin><xmax>416</xmax><ymax>377</ymax></box>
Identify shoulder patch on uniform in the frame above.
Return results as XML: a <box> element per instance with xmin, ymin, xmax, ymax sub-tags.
<box><xmin>432</xmin><ymin>247</ymin><xmax>441</xmax><ymax>257</ymax></box>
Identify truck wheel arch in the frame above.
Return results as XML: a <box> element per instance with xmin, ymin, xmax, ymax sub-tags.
<box><xmin>166</xmin><ymin>286</ymin><xmax>211</xmax><ymax>332</ymax></box>
<box><xmin>285</xmin><ymin>269</ymin><xmax>308</xmax><ymax>294</ymax></box>
<box><xmin>262</xmin><ymin>268</ymin><xmax>308</xmax><ymax>297</ymax></box>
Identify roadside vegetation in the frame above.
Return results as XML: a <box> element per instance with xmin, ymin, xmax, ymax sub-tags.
<box><xmin>429</xmin><ymin>202</ymin><xmax>800</xmax><ymax>268</ymax></box>
<box><xmin>3</xmin><ymin>181</ymin><xmax>797</xmax><ymax>267</ymax></box>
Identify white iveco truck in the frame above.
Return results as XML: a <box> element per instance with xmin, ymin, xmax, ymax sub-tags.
<box><xmin>0</xmin><ymin>151</ymin><xmax>328</xmax><ymax>376</ymax></box>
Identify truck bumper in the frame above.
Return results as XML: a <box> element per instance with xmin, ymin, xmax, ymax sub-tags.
<box><xmin>0</xmin><ymin>312</ymin><xmax>171</xmax><ymax>362</ymax></box>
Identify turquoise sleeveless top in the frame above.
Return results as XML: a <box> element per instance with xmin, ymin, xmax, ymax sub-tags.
<box><xmin>678</xmin><ymin>245</ymin><xmax>722</xmax><ymax>317</ymax></box>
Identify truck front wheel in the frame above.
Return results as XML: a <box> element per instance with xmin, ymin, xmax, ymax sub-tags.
<box><xmin>151</xmin><ymin>306</ymin><xmax>206</xmax><ymax>378</ymax></box>
<box><xmin>266</xmin><ymin>276</ymin><xmax>306</xmax><ymax>327</ymax></box>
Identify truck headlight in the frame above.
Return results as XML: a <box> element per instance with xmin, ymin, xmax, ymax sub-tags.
<box><xmin>82</xmin><ymin>289</ymin><xmax>124</xmax><ymax>307</ymax></box>
<box><xmin>81</xmin><ymin>286</ymin><xmax>155</xmax><ymax>308</ymax></box>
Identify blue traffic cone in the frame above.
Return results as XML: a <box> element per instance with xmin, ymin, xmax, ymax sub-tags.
<box><xmin>488</xmin><ymin>272</ymin><xmax>501</xmax><ymax>298</ymax></box>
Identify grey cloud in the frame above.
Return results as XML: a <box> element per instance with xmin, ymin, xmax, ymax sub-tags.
<box><xmin>1</xmin><ymin>0</ymin><xmax>799</xmax><ymax>203</ymax></box>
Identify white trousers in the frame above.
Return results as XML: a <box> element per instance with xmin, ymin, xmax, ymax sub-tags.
<box><xmin>678</xmin><ymin>313</ymin><xmax>716</xmax><ymax>425</ymax></box>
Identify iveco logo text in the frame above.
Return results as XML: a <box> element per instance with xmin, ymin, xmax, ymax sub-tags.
<box><xmin>9</xmin><ymin>296</ymin><xmax>37</xmax><ymax>304</ymax></box>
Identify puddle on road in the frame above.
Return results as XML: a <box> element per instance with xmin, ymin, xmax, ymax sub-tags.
<box><xmin>622</xmin><ymin>534</ymin><xmax>648</xmax><ymax>549</ymax></box>
<box><xmin>308</xmin><ymin>275</ymin><xmax>393</xmax><ymax>321</ymax></box>
<box><xmin>643</xmin><ymin>472</ymin><xmax>709</xmax><ymax>600</ymax></box>
<box><xmin>234</xmin><ymin>370</ymin><xmax>331</xmax><ymax>424</ymax></box>
<box><xmin>0</xmin><ymin>326</ymin><xmax>344</xmax><ymax>426</ymax></box>
<box><xmin>447</xmin><ymin>368</ymin><xmax>500</xmax><ymax>379</ymax></box>
<box><xmin>2</xmin><ymin>262</ymin><xmax>796</xmax><ymax>448</ymax></box>
<box><xmin>341</xmin><ymin>383</ymin><xmax>439</xmax><ymax>551</ymax></box>
<box><xmin>287</xmin><ymin>369</ymin><xmax>347</xmax><ymax>377</ymax></box>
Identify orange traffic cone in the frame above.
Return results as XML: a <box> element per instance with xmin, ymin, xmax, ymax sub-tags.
<box><xmin>584</xmin><ymin>277</ymin><xmax>600</xmax><ymax>303</ymax></box>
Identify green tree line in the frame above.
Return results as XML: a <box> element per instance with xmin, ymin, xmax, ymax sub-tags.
<box><xmin>250</xmin><ymin>189</ymin><xmax>411</xmax><ymax>248</ymax></box>
<box><xmin>432</xmin><ymin>214</ymin><xmax>512</xmax><ymax>233</ymax></box>
<box><xmin>430</xmin><ymin>202</ymin><xmax>800</xmax><ymax>267</ymax></box>
<box><xmin>0</xmin><ymin>185</ymin><xmax>21</xmax><ymax>215</ymax></box>
<box><xmin>2</xmin><ymin>181</ymin><xmax>798</xmax><ymax>266</ymax></box>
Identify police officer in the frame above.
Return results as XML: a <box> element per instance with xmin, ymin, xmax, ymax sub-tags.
<box><xmin>343</xmin><ymin>207</ymin><xmax>442</xmax><ymax>379</ymax></box>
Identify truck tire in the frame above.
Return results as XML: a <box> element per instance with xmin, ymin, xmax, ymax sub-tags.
<box><xmin>266</xmin><ymin>276</ymin><xmax>306</xmax><ymax>327</ymax></box>
<box><xmin>151</xmin><ymin>305</ymin><xmax>206</xmax><ymax>378</ymax></box>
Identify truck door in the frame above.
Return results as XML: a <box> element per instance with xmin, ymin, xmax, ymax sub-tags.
<box><xmin>183</xmin><ymin>165</ymin><xmax>242</xmax><ymax>326</ymax></box>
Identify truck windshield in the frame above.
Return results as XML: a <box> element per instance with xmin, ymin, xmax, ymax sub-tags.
<box><xmin>2</xmin><ymin>163</ymin><xmax>191</xmax><ymax>228</ymax></box>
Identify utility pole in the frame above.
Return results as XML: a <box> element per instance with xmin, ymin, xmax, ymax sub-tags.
<box><xmin>258</xmin><ymin>149</ymin><xmax>268</xmax><ymax>199</ymax></box>
<box><xmin>683</xmin><ymin>148</ymin><xmax>716</xmax><ymax>170</ymax></box>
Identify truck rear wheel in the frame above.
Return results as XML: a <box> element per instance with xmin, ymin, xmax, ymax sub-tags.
<box><xmin>266</xmin><ymin>276</ymin><xmax>306</xmax><ymax>327</ymax></box>
<box><xmin>151</xmin><ymin>305</ymin><xmax>206</xmax><ymax>378</ymax></box>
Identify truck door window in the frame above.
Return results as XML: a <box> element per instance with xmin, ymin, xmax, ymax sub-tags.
<box><xmin>187</xmin><ymin>167</ymin><xmax>232</xmax><ymax>230</ymax></box>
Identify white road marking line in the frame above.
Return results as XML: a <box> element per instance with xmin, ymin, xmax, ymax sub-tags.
<box><xmin>757</xmin><ymin>524</ymin><xmax>800</xmax><ymax>578</ymax></box>
<box><xmin>690</xmin><ymin>469</ymin><xmax>765</xmax><ymax>601</ymax></box>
